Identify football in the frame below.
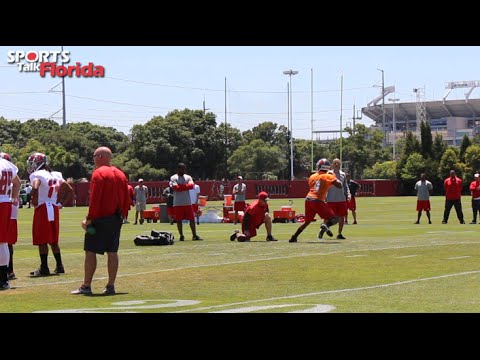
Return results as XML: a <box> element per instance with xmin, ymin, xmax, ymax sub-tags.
<box><xmin>237</xmin><ymin>234</ymin><xmax>248</xmax><ymax>242</ymax></box>
<box><xmin>57</xmin><ymin>181</ymin><xmax>75</xmax><ymax>207</ymax></box>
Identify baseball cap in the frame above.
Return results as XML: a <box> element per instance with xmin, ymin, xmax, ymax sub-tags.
<box><xmin>258</xmin><ymin>191</ymin><xmax>270</xmax><ymax>200</ymax></box>
<box><xmin>138</xmin><ymin>178</ymin><xmax>144</xmax><ymax>182</ymax></box>
<box><xmin>237</xmin><ymin>176</ymin><xmax>243</xmax><ymax>180</ymax></box>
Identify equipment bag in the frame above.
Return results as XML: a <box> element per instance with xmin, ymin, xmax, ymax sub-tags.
<box><xmin>134</xmin><ymin>231</ymin><xmax>174</xmax><ymax>246</ymax></box>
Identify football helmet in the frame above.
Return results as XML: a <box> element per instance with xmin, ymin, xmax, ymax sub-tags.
<box><xmin>316</xmin><ymin>158</ymin><xmax>331</xmax><ymax>171</ymax></box>
<box><xmin>27</xmin><ymin>152</ymin><xmax>48</xmax><ymax>174</ymax></box>
<box><xmin>0</xmin><ymin>152</ymin><xmax>11</xmax><ymax>161</ymax></box>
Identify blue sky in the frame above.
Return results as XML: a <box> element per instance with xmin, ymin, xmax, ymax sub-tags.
<box><xmin>1</xmin><ymin>46</ymin><xmax>479</xmax><ymax>140</ymax></box>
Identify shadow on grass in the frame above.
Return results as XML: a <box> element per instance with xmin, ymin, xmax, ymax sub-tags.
<box><xmin>86</xmin><ymin>292</ymin><xmax>130</xmax><ymax>297</ymax></box>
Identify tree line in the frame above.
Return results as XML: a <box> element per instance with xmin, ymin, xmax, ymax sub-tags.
<box><xmin>1</xmin><ymin>110</ymin><xmax>479</xmax><ymax>195</ymax></box>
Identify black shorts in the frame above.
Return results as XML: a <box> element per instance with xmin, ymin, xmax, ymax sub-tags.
<box><xmin>84</xmin><ymin>212</ymin><xmax>123</xmax><ymax>255</ymax></box>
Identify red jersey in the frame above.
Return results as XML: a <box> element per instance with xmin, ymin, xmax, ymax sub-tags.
<box><xmin>470</xmin><ymin>180</ymin><xmax>480</xmax><ymax>199</ymax></box>
<box><xmin>444</xmin><ymin>176</ymin><xmax>462</xmax><ymax>200</ymax></box>
<box><xmin>127</xmin><ymin>184</ymin><xmax>134</xmax><ymax>205</ymax></box>
<box><xmin>88</xmin><ymin>165</ymin><xmax>130</xmax><ymax>220</ymax></box>
<box><xmin>244</xmin><ymin>199</ymin><xmax>269</xmax><ymax>227</ymax></box>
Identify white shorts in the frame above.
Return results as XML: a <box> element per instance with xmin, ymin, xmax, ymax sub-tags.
<box><xmin>136</xmin><ymin>202</ymin><xmax>146</xmax><ymax>211</ymax></box>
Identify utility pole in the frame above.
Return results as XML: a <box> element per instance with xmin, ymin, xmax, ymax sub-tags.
<box><xmin>340</xmin><ymin>71</ymin><xmax>344</xmax><ymax>163</ymax></box>
<box><xmin>311</xmin><ymin>68</ymin><xmax>314</xmax><ymax>172</ymax></box>
<box><xmin>224</xmin><ymin>77</ymin><xmax>227</xmax><ymax>179</ymax></box>
<box><xmin>61</xmin><ymin>45</ymin><xmax>66</xmax><ymax>129</ymax></box>
<box><xmin>352</xmin><ymin>104</ymin><xmax>362</xmax><ymax>136</ymax></box>
<box><xmin>378</xmin><ymin>69</ymin><xmax>386</xmax><ymax>147</ymax></box>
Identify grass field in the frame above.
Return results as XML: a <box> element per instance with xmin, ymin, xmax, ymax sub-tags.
<box><xmin>3</xmin><ymin>195</ymin><xmax>480</xmax><ymax>313</ymax></box>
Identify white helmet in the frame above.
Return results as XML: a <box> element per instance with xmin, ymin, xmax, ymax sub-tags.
<box><xmin>316</xmin><ymin>158</ymin><xmax>331</xmax><ymax>171</ymax></box>
<box><xmin>27</xmin><ymin>152</ymin><xmax>48</xmax><ymax>174</ymax></box>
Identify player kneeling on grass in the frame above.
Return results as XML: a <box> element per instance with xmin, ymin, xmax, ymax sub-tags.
<box><xmin>230</xmin><ymin>192</ymin><xmax>277</xmax><ymax>242</ymax></box>
<box><xmin>289</xmin><ymin>158</ymin><xmax>342</xmax><ymax>243</ymax></box>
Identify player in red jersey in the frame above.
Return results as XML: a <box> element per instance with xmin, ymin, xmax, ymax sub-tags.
<box><xmin>0</xmin><ymin>151</ymin><xmax>20</xmax><ymax>290</ymax></box>
<box><xmin>229</xmin><ymin>191</ymin><xmax>277</xmax><ymax>242</ymax></box>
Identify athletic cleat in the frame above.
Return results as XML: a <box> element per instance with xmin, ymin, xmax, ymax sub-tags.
<box><xmin>192</xmin><ymin>235</ymin><xmax>203</xmax><ymax>241</ymax></box>
<box><xmin>139</xmin><ymin>219</ymin><xmax>144</xmax><ymax>225</ymax></box>
<box><xmin>103</xmin><ymin>285</ymin><xmax>116</xmax><ymax>295</ymax></box>
<box><xmin>0</xmin><ymin>281</ymin><xmax>11</xmax><ymax>290</ymax></box>
<box><xmin>336</xmin><ymin>234</ymin><xmax>346</xmax><ymax>240</ymax></box>
<box><xmin>7</xmin><ymin>273</ymin><xmax>16</xmax><ymax>280</ymax></box>
<box><xmin>318</xmin><ymin>228</ymin><xmax>325</xmax><ymax>239</ymax></box>
<box><xmin>30</xmin><ymin>267</ymin><xmax>50</xmax><ymax>277</ymax></box>
<box><xmin>442</xmin><ymin>221</ymin><xmax>447</xmax><ymax>224</ymax></box>
<box><xmin>53</xmin><ymin>266</ymin><xmax>65</xmax><ymax>274</ymax></box>
<box><xmin>71</xmin><ymin>285</ymin><xmax>92</xmax><ymax>295</ymax></box>
<box><xmin>266</xmin><ymin>235</ymin><xmax>278</xmax><ymax>242</ymax></box>
<box><xmin>179</xmin><ymin>235</ymin><xmax>185</xmax><ymax>241</ymax></box>
<box><xmin>230</xmin><ymin>229</ymin><xmax>239</xmax><ymax>241</ymax></box>
<box><xmin>321</xmin><ymin>223</ymin><xmax>333</xmax><ymax>237</ymax></box>
<box><xmin>353</xmin><ymin>221</ymin><xmax>357</xmax><ymax>224</ymax></box>
<box><xmin>470</xmin><ymin>221</ymin><xmax>476</xmax><ymax>224</ymax></box>
<box><xmin>288</xmin><ymin>236</ymin><xmax>297</xmax><ymax>243</ymax></box>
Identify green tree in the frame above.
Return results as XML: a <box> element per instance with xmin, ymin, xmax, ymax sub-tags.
<box><xmin>464</xmin><ymin>144</ymin><xmax>480</xmax><ymax>180</ymax></box>
<box><xmin>459</xmin><ymin>134</ymin><xmax>472</xmax><ymax>162</ymax></box>
<box><xmin>339</xmin><ymin>124</ymin><xmax>386</xmax><ymax>178</ymax></box>
<box><xmin>401</xmin><ymin>153</ymin><xmax>426</xmax><ymax>182</ymax></box>
<box><xmin>0</xmin><ymin>118</ymin><xmax>21</xmax><ymax>146</ymax></box>
<box><xmin>227</xmin><ymin>139</ymin><xmax>287</xmax><ymax>179</ymax></box>
<box><xmin>432</xmin><ymin>133</ymin><xmax>447</xmax><ymax>162</ymax></box>
<box><xmin>420</xmin><ymin>121</ymin><xmax>433</xmax><ymax>159</ymax></box>
<box><xmin>439</xmin><ymin>147</ymin><xmax>461</xmax><ymax>180</ymax></box>
<box><xmin>363</xmin><ymin>161</ymin><xmax>397</xmax><ymax>179</ymax></box>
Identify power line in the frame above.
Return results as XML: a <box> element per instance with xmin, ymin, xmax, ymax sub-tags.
<box><xmin>104</xmin><ymin>75</ymin><xmax>373</xmax><ymax>94</ymax></box>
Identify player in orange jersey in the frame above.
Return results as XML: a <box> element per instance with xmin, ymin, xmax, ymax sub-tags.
<box><xmin>288</xmin><ymin>158</ymin><xmax>342</xmax><ymax>243</ymax></box>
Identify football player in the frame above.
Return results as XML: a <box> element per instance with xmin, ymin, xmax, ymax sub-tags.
<box><xmin>0</xmin><ymin>152</ymin><xmax>21</xmax><ymax>290</ymax></box>
<box><xmin>27</xmin><ymin>152</ymin><xmax>73</xmax><ymax>277</ymax></box>
<box><xmin>288</xmin><ymin>158</ymin><xmax>342</xmax><ymax>243</ymax></box>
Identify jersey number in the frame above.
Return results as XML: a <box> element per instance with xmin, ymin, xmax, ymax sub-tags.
<box><xmin>48</xmin><ymin>179</ymin><xmax>60</xmax><ymax>197</ymax></box>
<box><xmin>0</xmin><ymin>170</ymin><xmax>13</xmax><ymax>195</ymax></box>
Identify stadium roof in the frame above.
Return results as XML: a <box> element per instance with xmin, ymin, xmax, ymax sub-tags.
<box><xmin>362</xmin><ymin>98</ymin><xmax>480</xmax><ymax>124</ymax></box>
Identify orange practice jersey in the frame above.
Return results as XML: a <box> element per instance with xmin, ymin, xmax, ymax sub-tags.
<box><xmin>306</xmin><ymin>172</ymin><xmax>337</xmax><ymax>201</ymax></box>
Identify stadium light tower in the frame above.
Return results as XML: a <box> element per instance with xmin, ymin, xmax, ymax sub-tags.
<box><xmin>388</xmin><ymin>95</ymin><xmax>400</xmax><ymax>160</ymax></box>
<box><xmin>377</xmin><ymin>68</ymin><xmax>386</xmax><ymax>147</ymax></box>
<box><xmin>283</xmin><ymin>69</ymin><xmax>299</xmax><ymax>180</ymax></box>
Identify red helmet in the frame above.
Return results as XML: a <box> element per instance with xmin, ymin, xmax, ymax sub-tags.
<box><xmin>0</xmin><ymin>152</ymin><xmax>11</xmax><ymax>161</ymax></box>
<box><xmin>316</xmin><ymin>158</ymin><xmax>331</xmax><ymax>171</ymax></box>
<box><xmin>27</xmin><ymin>152</ymin><xmax>48</xmax><ymax>174</ymax></box>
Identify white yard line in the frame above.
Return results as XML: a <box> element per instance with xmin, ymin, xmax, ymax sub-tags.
<box><xmin>12</xmin><ymin>240</ymin><xmax>480</xmax><ymax>289</ymax></box>
<box><xmin>172</xmin><ymin>270</ymin><xmax>480</xmax><ymax>313</ymax></box>
<box><xmin>447</xmin><ymin>256</ymin><xmax>471</xmax><ymax>260</ymax></box>
<box><xmin>396</xmin><ymin>255</ymin><xmax>418</xmax><ymax>259</ymax></box>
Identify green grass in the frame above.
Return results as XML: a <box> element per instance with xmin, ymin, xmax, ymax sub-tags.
<box><xmin>4</xmin><ymin>195</ymin><xmax>480</xmax><ymax>313</ymax></box>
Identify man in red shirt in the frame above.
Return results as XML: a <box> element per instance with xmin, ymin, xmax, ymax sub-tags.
<box><xmin>71</xmin><ymin>146</ymin><xmax>130</xmax><ymax>296</ymax></box>
<box><xmin>123</xmin><ymin>184</ymin><xmax>134</xmax><ymax>224</ymax></box>
<box><xmin>229</xmin><ymin>191</ymin><xmax>277</xmax><ymax>242</ymax></box>
<box><xmin>469</xmin><ymin>173</ymin><xmax>480</xmax><ymax>224</ymax></box>
<box><xmin>442</xmin><ymin>169</ymin><xmax>465</xmax><ymax>224</ymax></box>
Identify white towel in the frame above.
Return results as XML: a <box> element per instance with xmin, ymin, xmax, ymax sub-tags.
<box><xmin>46</xmin><ymin>202</ymin><xmax>55</xmax><ymax>222</ymax></box>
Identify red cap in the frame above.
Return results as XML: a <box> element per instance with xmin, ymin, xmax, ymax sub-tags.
<box><xmin>258</xmin><ymin>191</ymin><xmax>269</xmax><ymax>200</ymax></box>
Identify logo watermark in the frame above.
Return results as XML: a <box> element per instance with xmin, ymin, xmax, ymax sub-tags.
<box><xmin>6</xmin><ymin>50</ymin><xmax>105</xmax><ymax>78</ymax></box>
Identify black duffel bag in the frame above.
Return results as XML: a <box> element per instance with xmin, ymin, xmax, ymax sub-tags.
<box><xmin>134</xmin><ymin>231</ymin><xmax>174</xmax><ymax>246</ymax></box>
